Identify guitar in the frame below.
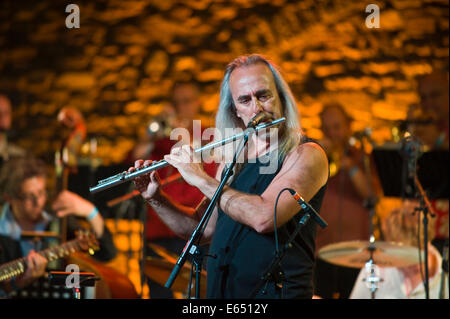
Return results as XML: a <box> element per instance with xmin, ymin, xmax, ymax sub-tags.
<box><xmin>0</xmin><ymin>231</ymin><xmax>98</xmax><ymax>282</ymax></box>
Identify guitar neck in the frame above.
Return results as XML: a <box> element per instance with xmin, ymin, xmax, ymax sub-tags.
<box><xmin>0</xmin><ymin>238</ymin><xmax>83</xmax><ymax>282</ymax></box>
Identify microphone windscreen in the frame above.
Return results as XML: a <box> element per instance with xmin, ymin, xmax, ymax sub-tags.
<box><xmin>247</xmin><ymin>112</ymin><xmax>273</xmax><ymax>128</ymax></box>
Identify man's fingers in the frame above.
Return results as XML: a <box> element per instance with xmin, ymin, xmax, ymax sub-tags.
<box><xmin>143</xmin><ymin>160</ymin><xmax>152</xmax><ymax>167</ymax></box>
<box><xmin>129</xmin><ymin>159</ymin><xmax>145</xmax><ymax>173</ymax></box>
<box><xmin>134</xmin><ymin>159</ymin><xmax>144</xmax><ymax>168</ymax></box>
<box><xmin>149</xmin><ymin>171</ymin><xmax>161</xmax><ymax>184</ymax></box>
<box><xmin>56</xmin><ymin>207</ymin><xmax>72</xmax><ymax>218</ymax></box>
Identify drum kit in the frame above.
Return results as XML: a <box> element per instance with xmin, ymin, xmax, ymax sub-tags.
<box><xmin>317</xmin><ymin>238</ymin><xmax>421</xmax><ymax>298</ymax></box>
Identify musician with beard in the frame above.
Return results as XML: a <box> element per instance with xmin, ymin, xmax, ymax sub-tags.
<box><xmin>129</xmin><ymin>54</ymin><xmax>329</xmax><ymax>299</ymax></box>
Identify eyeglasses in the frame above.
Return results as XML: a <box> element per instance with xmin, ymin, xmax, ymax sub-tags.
<box><xmin>16</xmin><ymin>190</ymin><xmax>47</xmax><ymax>203</ymax></box>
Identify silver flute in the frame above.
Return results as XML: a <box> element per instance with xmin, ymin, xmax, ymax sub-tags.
<box><xmin>89</xmin><ymin>117</ymin><xmax>286</xmax><ymax>194</ymax></box>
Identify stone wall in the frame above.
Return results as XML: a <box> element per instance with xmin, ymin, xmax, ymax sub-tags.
<box><xmin>1</xmin><ymin>0</ymin><xmax>448</xmax><ymax>164</ymax></box>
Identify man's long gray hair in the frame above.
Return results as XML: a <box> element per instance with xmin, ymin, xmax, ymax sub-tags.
<box><xmin>214</xmin><ymin>54</ymin><xmax>302</xmax><ymax>164</ymax></box>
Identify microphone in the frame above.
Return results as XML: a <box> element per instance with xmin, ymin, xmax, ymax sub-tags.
<box><xmin>246</xmin><ymin>112</ymin><xmax>274</xmax><ymax>128</ymax></box>
<box><xmin>288</xmin><ymin>189</ymin><xmax>328</xmax><ymax>228</ymax></box>
<box><xmin>401</xmin><ymin>136</ymin><xmax>422</xmax><ymax>178</ymax></box>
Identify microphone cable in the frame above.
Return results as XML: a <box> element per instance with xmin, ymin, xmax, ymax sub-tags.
<box><xmin>273</xmin><ymin>188</ymin><xmax>295</xmax><ymax>254</ymax></box>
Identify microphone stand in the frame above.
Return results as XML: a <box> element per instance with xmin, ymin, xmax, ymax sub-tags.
<box><xmin>403</xmin><ymin>136</ymin><xmax>435</xmax><ymax>299</ymax></box>
<box><xmin>413</xmin><ymin>175</ymin><xmax>435</xmax><ymax>299</ymax></box>
<box><xmin>352</xmin><ymin>133</ymin><xmax>382</xmax><ymax>299</ymax></box>
<box><xmin>164</xmin><ymin>127</ymin><xmax>252</xmax><ymax>298</ymax></box>
<box><xmin>249</xmin><ymin>200</ymin><xmax>326</xmax><ymax>298</ymax></box>
<box><xmin>356</xmin><ymin>133</ymin><xmax>379</xmax><ymax>242</ymax></box>
<box><xmin>362</xmin><ymin>237</ymin><xmax>383</xmax><ymax>299</ymax></box>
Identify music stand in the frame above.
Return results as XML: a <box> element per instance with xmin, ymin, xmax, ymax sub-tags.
<box><xmin>48</xmin><ymin>271</ymin><xmax>100</xmax><ymax>299</ymax></box>
<box><xmin>372</xmin><ymin>147</ymin><xmax>449</xmax><ymax>200</ymax></box>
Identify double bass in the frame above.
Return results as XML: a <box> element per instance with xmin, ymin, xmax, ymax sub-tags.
<box><xmin>54</xmin><ymin>107</ymin><xmax>139</xmax><ymax>299</ymax></box>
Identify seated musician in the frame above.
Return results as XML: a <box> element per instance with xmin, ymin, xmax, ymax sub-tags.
<box><xmin>351</xmin><ymin>71</ymin><xmax>449</xmax><ymax>299</ymax></box>
<box><xmin>0</xmin><ymin>156</ymin><xmax>116</xmax><ymax>297</ymax></box>
<box><xmin>350</xmin><ymin>200</ymin><xmax>447</xmax><ymax>299</ymax></box>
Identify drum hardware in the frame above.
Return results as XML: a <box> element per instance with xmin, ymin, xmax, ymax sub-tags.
<box><xmin>362</xmin><ymin>259</ymin><xmax>382</xmax><ymax>299</ymax></box>
<box><xmin>357</xmin><ymin>131</ymin><xmax>382</xmax><ymax>298</ymax></box>
<box><xmin>362</xmin><ymin>236</ymin><xmax>382</xmax><ymax>299</ymax></box>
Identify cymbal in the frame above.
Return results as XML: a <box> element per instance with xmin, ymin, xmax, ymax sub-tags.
<box><xmin>144</xmin><ymin>257</ymin><xmax>207</xmax><ymax>296</ymax></box>
<box><xmin>318</xmin><ymin>240</ymin><xmax>421</xmax><ymax>269</ymax></box>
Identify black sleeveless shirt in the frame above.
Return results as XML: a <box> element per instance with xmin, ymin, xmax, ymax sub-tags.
<box><xmin>206</xmin><ymin>138</ymin><xmax>328</xmax><ymax>299</ymax></box>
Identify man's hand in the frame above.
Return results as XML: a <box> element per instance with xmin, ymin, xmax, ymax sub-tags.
<box><xmin>15</xmin><ymin>250</ymin><xmax>48</xmax><ymax>289</ymax></box>
<box><xmin>164</xmin><ymin>145</ymin><xmax>208</xmax><ymax>188</ymax></box>
<box><xmin>52</xmin><ymin>190</ymin><xmax>95</xmax><ymax>219</ymax></box>
<box><xmin>130</xmin><ymin>160</ymin><xmax>162</xmax><ymax>201</ymax></box>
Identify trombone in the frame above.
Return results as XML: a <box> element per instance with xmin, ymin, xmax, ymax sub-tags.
<box><xmin>89</xmin><ymin>116</ymin><xmax>286</xmax><ymax>194</ymax></box>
